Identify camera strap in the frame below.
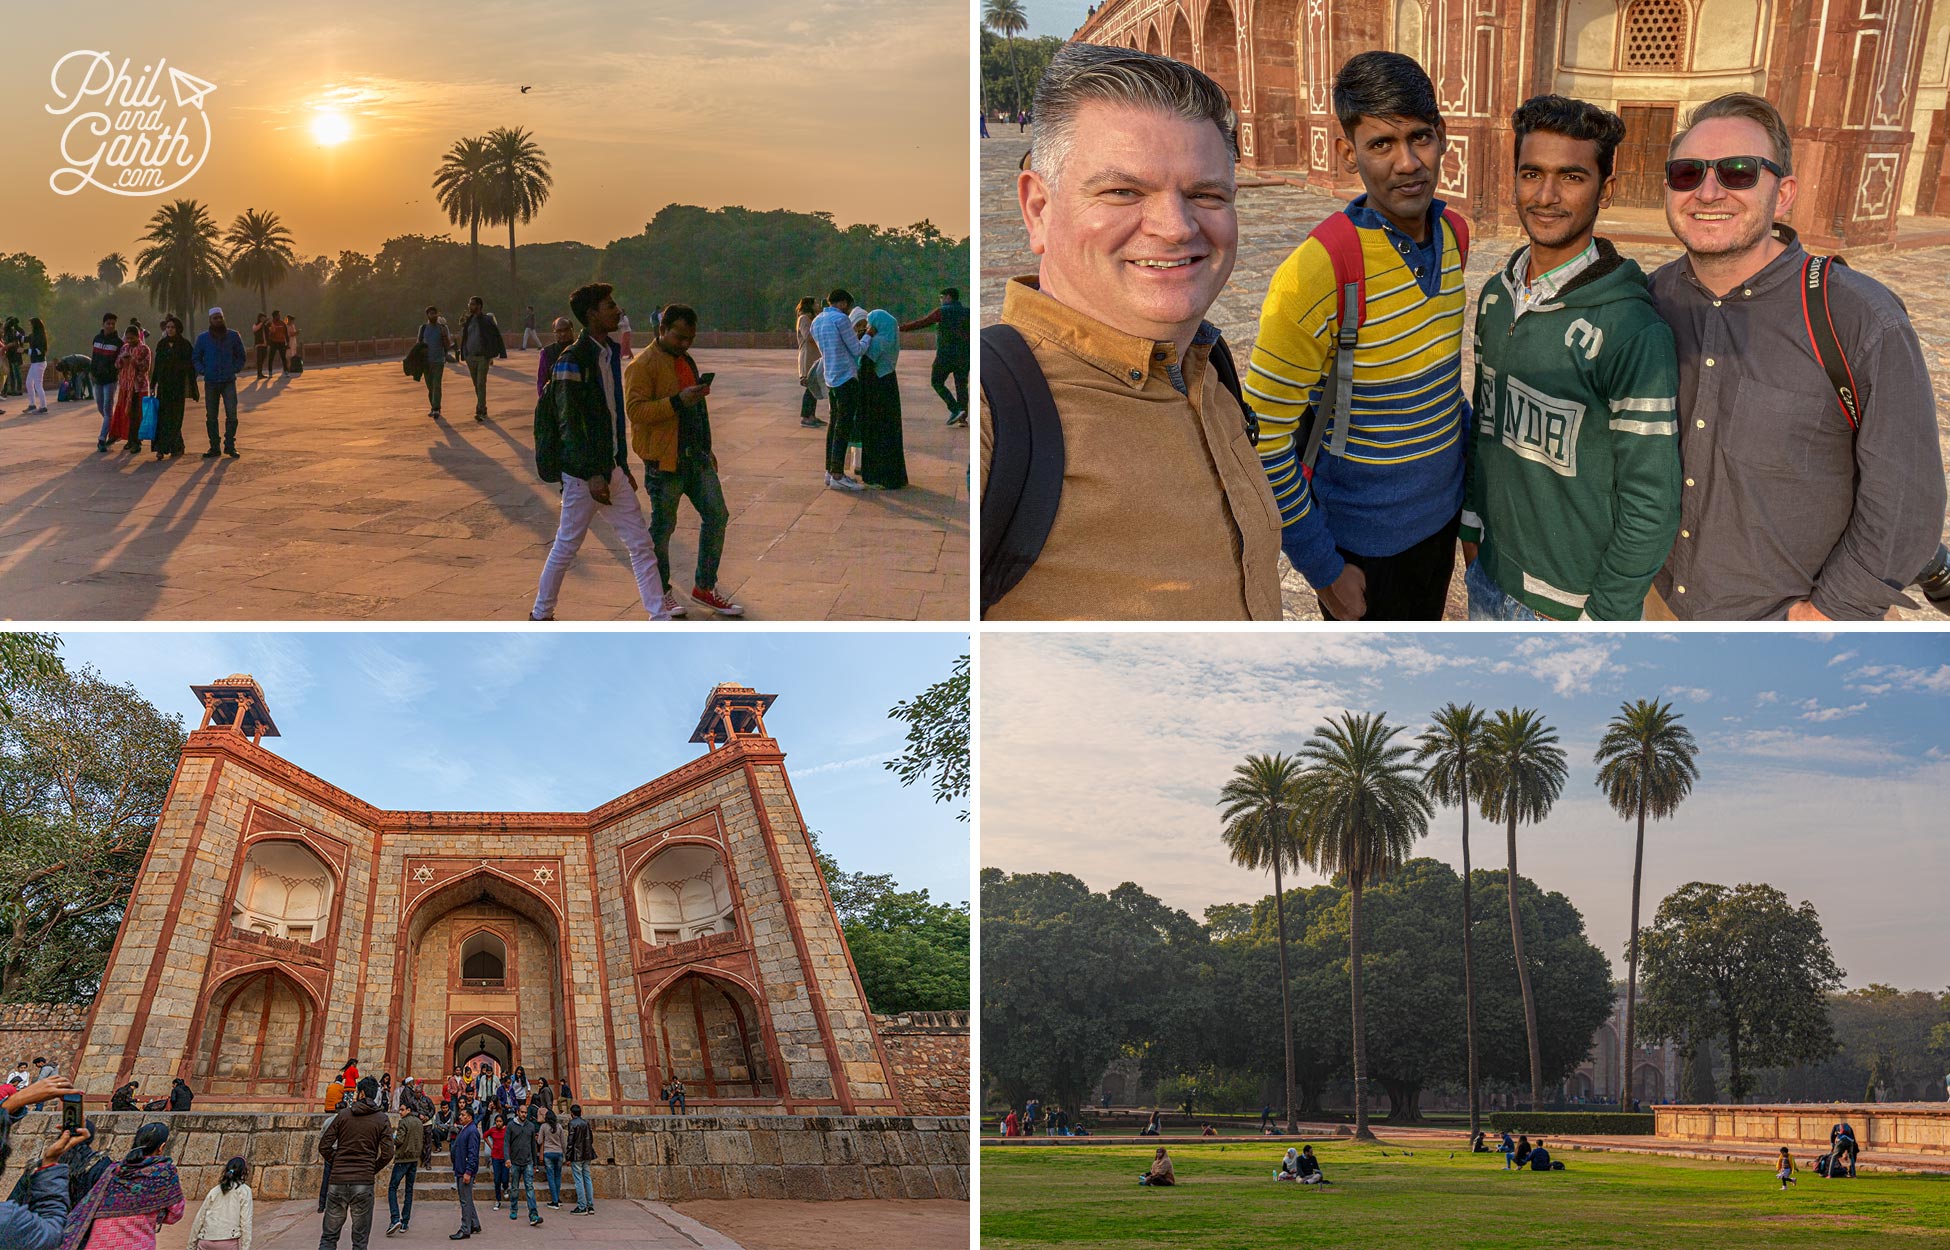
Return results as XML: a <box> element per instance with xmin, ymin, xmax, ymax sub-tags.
<box><xmin>1800</xmin><ymin>255</ymin><xmax>1861</xmax><ymax>433</ymax></box>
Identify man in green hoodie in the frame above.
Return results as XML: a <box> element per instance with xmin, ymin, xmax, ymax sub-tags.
<box><xmin>1462</xmin><ymin>94</ymin><xmax>1681</xmax><ymax>620</ymax></box>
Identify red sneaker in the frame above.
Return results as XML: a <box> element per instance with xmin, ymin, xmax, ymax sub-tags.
<box><xmin>689</xmin><ymin>586</ymin><xmax>745</xmax><ymax>617</ymax></box>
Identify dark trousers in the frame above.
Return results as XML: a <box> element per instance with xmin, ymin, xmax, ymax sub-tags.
<box><xmin>647</xmin><ymin>461</ymin><xmax>729</xmax><ymax>593</ymax></box>
<box><xmin>801</xmin><ymin>386</ymin><xmax>819</xmax><ymax>421</ymax></box>
<box><xmin>255</xmin><ymin>342</ymin><xmax>268</xmax><ymax>377</ymax></box>
<box><xmin>204</xmin><ymin>379</ymin><xmax>239</xmax><ymax>451</ymax></box>
<box><xmin>156</xmin><ymin>394</ymin><xmax>187</xmax><ymax>455</ymax></box>
<box><xmin>467</xmin><ymin>354</ymin><xmax>492</xmax><ymax>414</ymax></box>
<box><xmin>387</xmin><ymin>1162</ymin><xmax>417</xmax><ymax>1227</ymax></box>
<box><xmin>1317</xmin><ymin>510</ymin><xmax>1462</xmax><ymax>622</ymax></box>
<box><xmin>491</xmin><ymin>1157</ymin><xmax>508</xmax><ymax>1202</ymax></box>
<box><xmin>320</xmin><ymin>1182</ymin><xmax>376</xmax><ymax>1250</ymax></box>
<box><xmin>825</xmin><ymin>378</ymin><xmax>861</xmax><ymax>475</ymax></box>
<box><xmin>930</xmin><ymin>355</ymin><xmax>968</xmax><ymax>416</ymax></box>
<box><xmin>269</xmin><ymin>341</ymin><xmax>289</xmax><ymax>373</ymax></box>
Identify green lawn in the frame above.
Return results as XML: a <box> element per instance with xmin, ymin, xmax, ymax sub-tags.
<box><xmin>980</xmin><ymin>1141</ymin><xmax>1950</xmax><ymax>1248</ymax></box>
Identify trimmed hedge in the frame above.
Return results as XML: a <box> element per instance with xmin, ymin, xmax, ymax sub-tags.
<box><xmin>1486</xmin><ymin>1112</ymin><xmax>1656</xmax><ymax>1135</ymax></box>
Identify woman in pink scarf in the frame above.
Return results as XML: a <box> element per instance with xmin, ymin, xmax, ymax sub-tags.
<box><xmin>110</xmin><ymin>327</ymin><xmax>153</xmax><ymax>454</ymax></box>
<box><xmin>61</xmin><ymin>1122</ymin><xmax>184</xmax><ymax>1250</ymax></box>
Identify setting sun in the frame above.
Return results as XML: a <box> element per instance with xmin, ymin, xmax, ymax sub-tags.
<box><xmin>310</xmin><ymin>109</ymin><xmax>352</xmax><ymax>146</ymax></box>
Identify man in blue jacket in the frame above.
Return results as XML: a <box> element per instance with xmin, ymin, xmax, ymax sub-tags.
<box><xmin>192</xmin><ymin>307</ymin><xmax>249</xmax><ymax>458</ymax></box>
<box><xmin>448</xmin><ymin>1107</ymin><xmax>482</xmax><ymax>1240</ymax></box>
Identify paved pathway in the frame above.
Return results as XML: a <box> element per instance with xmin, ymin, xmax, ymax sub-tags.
<box><xmin>983</xmin><ymin>132</ymin><xmax>1950</xmax><ymax>621</ymax></box>
<box><xmin>157</xmin><ymin>1197</ymin><xmax>745</xmax><ymax>1249</ymax></box>
<box><xmin>0</xmin><ymin>351</ymin><xmax>968</xmax><ymax>621</ymax></box>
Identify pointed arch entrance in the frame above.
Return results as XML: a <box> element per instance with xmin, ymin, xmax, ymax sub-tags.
<box><xmin>453</xmin><ymin>1020</ymin><xmax>514</xmax><ymax>1074</ymax></box>
<box><xmin>191</xmin><ymin>967</ymin><xmax>319</xmax><ymax>1098</ymax></box>
<box><xmin>651</xmin><ymin>972</ymin><xmax>779</xmax><ymax>1101</ymax></box>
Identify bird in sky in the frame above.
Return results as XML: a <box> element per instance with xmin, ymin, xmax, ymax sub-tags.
<box><xmin>520</xmin><ymin>86</ymin><xmax>532</xmax><ymax>94</ymax></box>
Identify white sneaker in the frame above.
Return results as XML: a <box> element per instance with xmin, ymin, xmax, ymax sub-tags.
<box><xmin>826</xmin><ymin>473</ymin><xmax>863</xmax><ymax>492</ymax></box>
<box><xmin>662</xmin><ymin>592</ymin><xmax>688</xmax><ymax>618</ymax></box>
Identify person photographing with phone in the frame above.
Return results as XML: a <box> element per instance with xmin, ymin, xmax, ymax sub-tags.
<box><xmin>0</xmin><ymin>1076</ymin><xmax>95</xmax><ymax>1249</ymax></box>
<box><xmin>624</xmin><ymin>304</ymin><xmax>744</xmax><ymax>618</ymax></box>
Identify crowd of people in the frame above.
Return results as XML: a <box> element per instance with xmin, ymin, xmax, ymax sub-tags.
<box><xmin>980</xmin><ymin>44</ymin><xmax>1949</xmax><ymax>622</ymax></box>
<box><xmin>0</xmin><ymin>306</ymin><xmax>304</xmax><ymax>461</ymax></box>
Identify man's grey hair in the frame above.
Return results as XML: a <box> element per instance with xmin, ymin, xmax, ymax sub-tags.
<box><xmin>1028</xmin><ymin>43</ymin><xmax>1238</xmax><ymax>189</ymax></box>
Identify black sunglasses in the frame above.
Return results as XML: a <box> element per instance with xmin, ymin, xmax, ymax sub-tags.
<box><xmin>1664</xmin><ymin>155</ymin><xmax>1786</xmax><ymax>192</ymax></box>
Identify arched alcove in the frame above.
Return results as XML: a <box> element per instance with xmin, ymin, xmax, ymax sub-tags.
<box><xmin>231</xmin><ymin>840</ymin><xmax>334</xmax><ymax>942</ymax></box>
<box><xmin>654</xmin><ymin>973</ymin><xmax>776</xmax><ymax>1099</ymax></box>
<box><xmin>460</xmin><ymin>931</ymin><xmax>508</xmax><ymax>985</ymax></box>
<box><xmin>1201</xmin><ymin>0</ymin><xmax>1242</xmax><ymax>115</ymax></box>
<box><xmin>194</xmin><ymin>968</ymin><xmax>316</xmax><ymax>1095</ymax></box>
<box><xmin>635</xmin><ymin>844</ymin><xmax>737</xmax><ymax>946</ymax></box>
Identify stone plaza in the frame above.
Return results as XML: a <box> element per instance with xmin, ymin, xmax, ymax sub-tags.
<box><xmin>981</xmin><ymin>132</ymin><xmax>1950</xmax><ymax>620</ymax></box>
<box><xmin>0</xmin><ymin>348</ymin><xmax>969</xmax><ymax>621</ymax></box>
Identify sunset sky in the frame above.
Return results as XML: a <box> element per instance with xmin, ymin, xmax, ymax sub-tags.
<box><xmin>7</xmin><ymin>1</ymin><xmax>970</xmax><ymax>277</ymax></box>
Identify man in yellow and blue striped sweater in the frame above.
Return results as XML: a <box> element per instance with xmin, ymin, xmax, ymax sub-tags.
<box><xmin>1248</xmin><ymin>52</ymin><xmax>1467</xmax><ymax>620</ymax></box>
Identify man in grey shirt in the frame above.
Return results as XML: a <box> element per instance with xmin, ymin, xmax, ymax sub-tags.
<box><xmin>1647</xmin><ymin>93</ymin><xmax>1944</xmax><ymax>620</ymax></box>
<box><xmin>458</xmin><ymin>296</ymin><xmax>508</xmax><ymax>423</ymax></box>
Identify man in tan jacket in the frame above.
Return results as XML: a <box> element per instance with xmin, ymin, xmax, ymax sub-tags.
<box><xmin>981</xmin><ymin>43</ymin><xmax>1283</xmax><ymax>620</ymax></box>
<box><xmin>623</xmin><ymin>304</ymin><xmax>743</xmax><ymax>617</ymax></box>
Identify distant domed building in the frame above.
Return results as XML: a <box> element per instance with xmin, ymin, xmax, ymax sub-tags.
<box><xmin>1072</xmin><ymin>0</ymin><xmax>1950</xmax><ymax>248</ymax></box>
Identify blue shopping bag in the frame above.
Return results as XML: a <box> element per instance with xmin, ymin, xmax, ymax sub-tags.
<box><xmin>139</xmin><ymin>395</ymin><xmax>158</xmax><ymax>441</ymax></box>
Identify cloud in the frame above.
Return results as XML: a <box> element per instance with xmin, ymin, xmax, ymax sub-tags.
<box><xmin>1663</xmin><ymin>686</ymin><xmax>1715</xmax><ymax>703</ymax></box>
<box><xmin>1800</xmin><ymin>702</ymin><xmax>1868</xmax><ymax>723</ymax></box>
<box><xmin>795</xmin><ymin>751</ymin><xmax>899</xmax><ymax>778</ymax></box>
<box><xmin>1720</xmin><ymin>727</ymin><xmax>1890</xmax><ymax>766</ymax></box>
<box><xmin>349</xmin><ymin>643</ymin><xmax>435</xmax><ymax>700</ymax></box>
<box><xmin>1847</xmin><ymin>664</ymin><xmax>1950</xmax><ymax>695</ymax></box>
<box><xmin>1755</xmin><ymin>691</ymin><xmax>1780</xmax><ymax>705</ymax></box>
<box><xmin>1491</xmin><ymin>639</ymin><xmax>1620</xmax><ymax>696</ymax></box>
<box><xmin>1828</xmin><ymin>650</ymin><xmax>1858</xmax><ymax>667</ymax></box>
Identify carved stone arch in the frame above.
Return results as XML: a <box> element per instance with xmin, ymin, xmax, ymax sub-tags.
<box><xmin>191</xmin><ymin>966</ymin><xmax>319</xmax><ymax>1097</ymax></box>
<box><xmin>649</xmin><ymin>970</ymin><xmax>780</xmax><ymax>1100</ymax></box>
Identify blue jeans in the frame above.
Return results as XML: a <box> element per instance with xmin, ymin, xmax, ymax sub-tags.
<box><xmin>507</xmin><ymin>1161</ymin><xmax>538</xmax><ymax>1219</ymax></box>
<box><xmin>1465</xmin><ymin>558</ymin><xmax>1543</xmax><ymax>622</ymax></box>
<box><xmin>386</xmin><ymin>1162</ymin><xmax>416</xmax><ymax>1227</ymax></box>
<box><xmin>570</xmin><ymin>1159</ymin><xmax>592</xmax><ymax>1209</ymax></box>
<box><xmin>646</xmin><ymin>463</ymin><xmax>729</xmax><ymax>595</ymax></box>
<box><xmin>95</xmin><ymin>379</ymin><xmax>117</xmax><ymax>442</ymax></box>
<box><xmin>490</xmin><ymin>1157</ymin><xmax>508</xmax><ymax>1202</ymax></box>
<box><xmin>543</xmin><ymin>1153</ymin><xmax>563</xmax><ymax>1205</ymax></box>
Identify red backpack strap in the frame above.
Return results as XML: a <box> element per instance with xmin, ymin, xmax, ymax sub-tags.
<box><xmin>1303</xmin><ymin>210</ymin><xmax>1367</xmax><ymax>472</ymax></box>
<box><xmin>1441</xmin><ymin>206</ymin><xmax>1471</xmax><ymax>270</ymax></box>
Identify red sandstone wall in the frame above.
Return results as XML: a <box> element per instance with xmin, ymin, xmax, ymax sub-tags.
<box><xmin>0</xmin><ymin>1004</ymin><xmax>89</xmax><ymax>1076</ymax></box>
<box><xmin>874</xmin><ymin>1011</ymin><xmax>970</xmax><ymax>1117</ymax></box>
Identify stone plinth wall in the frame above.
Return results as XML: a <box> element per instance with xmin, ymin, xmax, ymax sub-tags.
<box><xmin>0</xmin><ymin>1004</ymin><xmax>87</xmax><ymax>1073</ymax></box>
<box><xmin>874</xmin><ymin>1012</ymin><xmax>969</xmax><ymax>1117</ymax></box>
<box><xmin>4</xmin><ymin>1112</ymin><xmax>968</xmax><ymax>1203</ymax></box>
<box><xmin>1656</xmin><ymin>1104</ymin><xmax>1950</xmax><ymax>1156</ymax></box>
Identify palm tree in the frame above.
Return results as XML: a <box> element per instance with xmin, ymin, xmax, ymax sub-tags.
<box><xmin>984</xmin><ymin>0</ymin><xmax>1030</xmax><ymax>119</ymax></box>
<box><xmin>1217</xmin><ymin>753</ymin><xmax>1307</xmax><ymax>1134</ymax></box>
<box><xmin>1477</xmin><ymin>707</ymin><xmax>1568</xmax><ymax>1112</ymax></box>
<box><xmin>96</xmin><ymin>253</ymin><xmax>127</xmax><ymax>289</ymax></box>
<box><xmin>1594</xmin><ymin>699</ymin><xmax>1700</xmax><ymax>1110</ymax></box>
<box><xmin>134</xmin><ymin>200</ymin><xmax>226</xmax><ymax>323</ymax></box>
<box><xmin>1294</xmin><ymin>712</ymin><xmax>1432</xmax><ymax>1140</ymax></box>
<box><xmin>1416</xmin><ymin>702</ymin><xmax>1492</xmax><ymax>1137</ymax></box>
<box><xmin>433</xmin><ymin>136</ymin><xmax>496</xmax><ymax>283</ymax></box>
<box><xmin>224</xmin><ymin>209</ymin><xmax>298</xmax><ymax>317</ymax></box>
<box><xmin>483</xmin><ymin>126</ymin><xmax>553</xmax><ymax>295</ymax></box>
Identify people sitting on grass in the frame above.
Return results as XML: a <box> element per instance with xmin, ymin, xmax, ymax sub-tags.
<box><xmin>1528</xmin><ymin>1139</ymin><xmax>1558</xmax><ymax>1171</ymax></box>
<box><xmin>1470</xmin><ymin>1130</ymin><xmax>1489</xmax><ymax>1153</ymax></box>
<box><xmin>1514</xmin><ymin>1135</ymin><xmax>1532</xmax><ymax>1168</ymax></box>
<box><xmin>1137</xmin><ymin>1147</ymin><xmax>1175</xmax><ymax>1186</ymax></box>
<box><xmin>1297</xmin><ymin>1145</ymin><xmax>1327</xmax><ymax>1183</ymax></box>
<box><xmin>1201</xmin><ymin>1124</ymin><xmax>1218</xmax><ymax>1137</ymax></box>
<box><xmin>1139</xmin><ymin>1110</ymin><xmax>1163</xmax><ymax>1137</ymax></box>
<box><xmin>1500</xmin><ymin>1130</ymin><xmax>1516</xmax><ymax>1169</ymax></box>
<box><xmin>1828</xmin><ymin>1121</ymin><xmax>1859</xmax><ymax>1178</ymax></box>
<box><xmin>1275</xmin><ymin>1147</ymin><xmax>1302</xmax><ymax>1181</ymax></box>
<box><xmin>1776</xmin><ymin>1147</ymin><xmax>1797</xmax><ymax>1189</ymax></box>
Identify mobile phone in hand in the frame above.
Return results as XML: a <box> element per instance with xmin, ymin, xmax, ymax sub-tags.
<box><xmin>61</xmin><ymin>1091</ymin><xmax>83</xmax><ymax>1132</ymax></box>
<box><xmin>698</xmin><ymin>372</ymin><xmax>716</xmax><ymax>386</ymax></box>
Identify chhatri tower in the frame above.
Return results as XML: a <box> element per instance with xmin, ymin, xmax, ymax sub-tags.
<box><xmin>71</xmin><ymin>676</ymin><xmax>904</xmax><ymax>1116</ymax></box>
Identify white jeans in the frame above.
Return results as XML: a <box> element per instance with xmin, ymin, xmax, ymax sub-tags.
<box><xmin>532</xmin><ymin>467</ymin><xmax>670</xmax><ymax>620</ymax></box>
<box><xmin>24</xmin><ymin>362</ymin><xmax>46</xmax><ymax>407</ymax></box>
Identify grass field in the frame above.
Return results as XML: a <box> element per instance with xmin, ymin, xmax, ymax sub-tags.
<box><xmin>980</xmin><ymin>1141</ymin><xmax>1950</xmax><ymax>1248</ymax></box>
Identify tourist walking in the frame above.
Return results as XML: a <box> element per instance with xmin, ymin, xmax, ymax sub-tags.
<box><xmin>809</xmin><ymin>289</ymin><xmax>872</xmax><ymax>489</ymax></box>
<box><xmin>624</xmin><ymin>303</ymin><xmax>743</xmax><ymax>618</ymax></box>
<box><xmin>250</xmin><ymin>313</ymin><xmax>269</xmax><ymax>379</ymax></box>
<box><xmin>265</xmin><ymin>311</ymin><xmax>290</xmax><ymax>376</ymax></box>
<box><xmin>23</xmin><ymin>317</ymin><xmax>50</xmax><ymax>413</ymax></box>
<box><xmin>504</xmin><ymin>1108</ymin><xmax>543</xmax><ymax>1226</ymax></box>
<box><xmin>90</xmin><ymin>313</ymin><xmax>122</xmax><ymax>452</ymax></box>
<box><xmin>858</xmin><ymin>306</ymin><xmax>907</xmax><ymax>488</ymax></box>
<box><xmin>564</xmin><ymin>1104</ymin><xmax>596</xmax><ymax>1215</ymax></box>
<box><xmin>192</xmin><ymin>309</ymin><xmax>247</xmax><ymax>459</ymax></box>
<box><xmin>486</xmin><ymin>1113</ymin><xmax>508</xmax><ymax>1205</ymax></box>
<box><xmin>63</xmin><ymin>1121</ymin><xmax>186</xmax><ymax>1250</ymax></box>
<box><xmin>186</xmin><ymin>1156</ymin><xmax>254</xmax><ymax>1250</ymax></box>
<box><xmin>537</xmin><ymin>318</ymin><xmax>575</xmax><ymax>394</ymax></box>
<box><xmin>448</xmin><ymin>1108</ymin><xmax>482</xmax><ymax>1241</ymax></box>
<box><xmin>386</xmin><ymin>1103</ymin><xmax>423</xmax><ymax>1235</ymax></box>
<box><xmin>530</xmin><ymin>282</ymin><xmax>671</xmax><ymax>621</ymax></box>
<box><xmin>417</xmin><ymin>308</ymin><xmax>454</xmax><ymax>420</ymax></box>
<box><xmin>2</xmin><ymin>317</ymin><xmax>24</xmax><ymax>396</ymax></box>
<box><xmin>521</xmin><ymin>305</ymin><xmax>540</xmax><ymax>350</ymax></box>
<box><xmin>110</xmin><ymin>326</ymin><xmax>152</xmax><ymax>453</ymax></box>
<box><xmin>538</xmin><ymin>1111</ymin><xmax>566</xmax><ymax>1210</ymax></box>
<box><xmin>286</xmin><ymin>314</ymin><xmax>301</xmax><ymax>370</ymax></box>
<box><xmin>1777</xmin><ymin>1146</ymin><xmax>1797</xmax><ymax>1189</ymax></box>
<box><xmin>318</xmin><ymin>1077</ymin><xmax>396</xmax><ymax>1250</ymax></box>
<box><xmin>793</xmin><ymin>296</ymin><xmax>825</xmax><ymax>427</ymax></box>
<box><xmin>459</xmin><ymin>296</ymin><xmax>508</xmax><ymax>422</ymax></box>
<box><xmin>899</xmin><ymin>286</ymin><xmax>970</xmax><ymax>425</ymax></box>
<box><xmin>151</xmin><ymin>316</ymin><xmax>197</xmax><ymax>459</ymax></box>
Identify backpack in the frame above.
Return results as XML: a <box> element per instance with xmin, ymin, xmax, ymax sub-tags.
<box><xmin>977</xmin><ymin>324</ymin><xmax>1254</xmax><ymax>615</ymax></box>
<box><xmin>1299</xmin><ymin>207</ymin><xmax>1470</xmax><ymax>476</ymax></box>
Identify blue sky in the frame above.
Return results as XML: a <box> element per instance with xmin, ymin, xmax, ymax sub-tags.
<box><xmin>54</xmin><ymin>631</ymin><xmax>970</xmax><ymax>904</ymax></box>
<box><xmin>1009</xmin><ymin>0</ymin><xmax>1093</xmax><ymax>38</ymax></box>
<box><xmin>982</xmin><ymin>632</ymin><xmax>1950</xmax><ymax>990</ymax></box>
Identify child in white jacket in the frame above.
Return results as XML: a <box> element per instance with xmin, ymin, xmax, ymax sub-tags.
<box><xmin>186</xmin><ymin>1157</ymin><xmax>254</xmax><ymax>1250</ymax></box>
